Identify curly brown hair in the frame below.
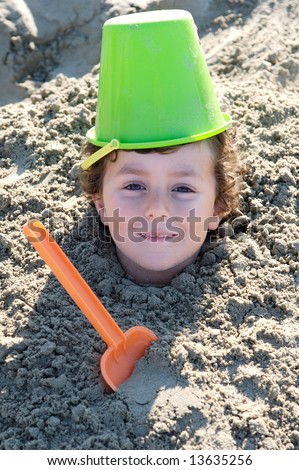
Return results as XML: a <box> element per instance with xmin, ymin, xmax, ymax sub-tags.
<box><xmin>79</xmin><ymin>129</ymin><xmax>244</xmax><ymax>218</ymax></box>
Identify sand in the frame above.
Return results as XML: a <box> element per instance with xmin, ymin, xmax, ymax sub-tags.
<box><xmin>0</xmin><ymin>0</ymin><xmax>298</xmax><ymax>450</ymax></box>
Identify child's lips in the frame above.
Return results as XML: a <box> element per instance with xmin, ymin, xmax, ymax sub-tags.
<box><xmin>138</xmin><ymin>233</ymin><xmax>177</xmax><ymax>242</ymax></box>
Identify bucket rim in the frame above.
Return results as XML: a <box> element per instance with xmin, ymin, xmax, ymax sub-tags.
<box><xmin>86</xmin><ymin>113</ymin><xmax>232</xmax><ymax>150</ymax></box>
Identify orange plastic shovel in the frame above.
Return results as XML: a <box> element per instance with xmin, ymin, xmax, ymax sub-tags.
<box><xmin>23</xmin><ymin>219</ymin><xmax>157</xmax><ymax>391</ymax></box>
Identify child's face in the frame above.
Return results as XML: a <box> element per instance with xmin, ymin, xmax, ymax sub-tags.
<box><xmin>93</xmin><ymin>141</ymin><xmax>221</xmax><ymax>285</ymax></box>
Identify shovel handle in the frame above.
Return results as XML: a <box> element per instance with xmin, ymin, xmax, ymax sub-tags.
<box><xmin>23</xmin><ymin>220</ymin><xmax>125</xmax><ymax>348</ymax></box>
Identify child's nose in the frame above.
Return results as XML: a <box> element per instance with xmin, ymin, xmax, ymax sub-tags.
<box><xmin>144</xmin><ymin>192</ymin><xmax>170</xmax><ymax>219</ymax></box>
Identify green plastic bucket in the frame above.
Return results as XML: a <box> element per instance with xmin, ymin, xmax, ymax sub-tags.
<box><xmin>83</xmin><ymin>9</ymin><xmax>231</xmax><ymax>169</ymax></box>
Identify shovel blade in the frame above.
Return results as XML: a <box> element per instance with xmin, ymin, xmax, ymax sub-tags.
<box><xmin>100</xmin><ymin>326</ymin><xmax>157</xmax><ymax>391</ymax></box>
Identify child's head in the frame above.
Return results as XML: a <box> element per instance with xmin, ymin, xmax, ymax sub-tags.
<box><xmin>80</xmin><ymin>130</ymin><xmax>242</xmax><ymax>285</ymax></box>
<box><xmin>79</xmin><ymin>9</ymin><xmax>242</xmax><ymax>284</ymax></box>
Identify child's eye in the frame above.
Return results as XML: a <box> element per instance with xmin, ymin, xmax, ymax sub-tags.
<box><xmin>173</xmin><ymin>186</ymin><xmax>194</xmax><ymax>193</ymax></box>
<box><xmin>124</xmin><ymin>183</ymin><xmax>146</xmax><ymax>191</ymax></box>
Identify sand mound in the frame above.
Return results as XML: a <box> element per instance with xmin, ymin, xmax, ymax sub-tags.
<box><xmin>0</xmin><ymin>0</ymin><xmax>298</xmax><ymax>450</ymax></box>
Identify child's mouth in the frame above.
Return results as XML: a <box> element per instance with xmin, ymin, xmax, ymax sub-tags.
<box><xmin>138</xmin><ymin>233</ymin><xmax>178</xmax><ymax>242</ymax></box>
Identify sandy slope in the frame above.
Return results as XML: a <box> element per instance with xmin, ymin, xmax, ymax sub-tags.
<box><xmin>0</xmin><ymin>0</ymin><xmax>298</xmax><ymax>450</ymax></box>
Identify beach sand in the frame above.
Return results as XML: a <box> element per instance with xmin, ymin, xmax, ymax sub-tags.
<box><xmin>0</xmin><ymin>0</ymin><xmax>298</xmax><ymax>450</ymax></box>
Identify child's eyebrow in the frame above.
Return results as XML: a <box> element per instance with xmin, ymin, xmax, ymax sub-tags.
<box><xmin>115</xmin><ymin>165</ymin><xmax>201</xmax><ymax>178</ymax></box>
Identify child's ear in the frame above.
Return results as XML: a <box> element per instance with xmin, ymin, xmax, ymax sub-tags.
<box><xmin>91</xmin><ymin>194</ymin><xmax>107</xmax><ymax>225</ymax></box>
<box><xmin>208</xmin><ymin>203</ymin><xmax>223</xmax><ymax>231</ymax></box>
<box><xmin>208</xmin><ymin>215</ymin><xmax>221</xmax><ymax>231</ymax></box>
